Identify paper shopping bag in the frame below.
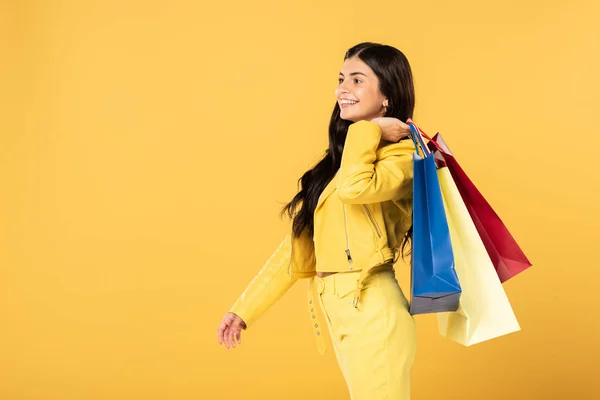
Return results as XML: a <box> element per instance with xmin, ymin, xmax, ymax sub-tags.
<box><xmin>425</xmin><ymin>132</ymin><xmax>532</xmax><ymax>283</ymax></box>
<box><xmin>436</xmin><ymin>166</ymin><xmax>521</xmax><ymax>345</ymax></box>
<box><xmin>408</xmin><ymin>124</ymin><xmax>462</xmax><ymax>315</ymax></box>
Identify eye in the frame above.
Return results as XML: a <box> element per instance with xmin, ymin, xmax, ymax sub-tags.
<box><xmin>338</xmin><ymin>77</ymin><xmax>362</xmax><ymax>84</ymax></box>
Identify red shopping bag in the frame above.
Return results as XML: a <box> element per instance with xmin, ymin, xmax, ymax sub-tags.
<box><xmin>417</xmin><ymin>128</ymin><xmax>532</xmax><ymax>283</ymax></box>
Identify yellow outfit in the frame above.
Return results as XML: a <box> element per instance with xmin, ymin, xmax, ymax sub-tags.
<box><xmin>229</xmin><ymin>120</ymin><xmax>417</xmax><ymax>399</ymax></box>
<box><xmin>315</xmin><ymin>264</ymin><xmax>417</xmax><ymax>399</ymax></box>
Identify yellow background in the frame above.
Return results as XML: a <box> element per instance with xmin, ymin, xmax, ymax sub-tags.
<box><xmin>2</xmin><ymin>1</ymin><xmax>599</xmax><ymax>399</ymax></box>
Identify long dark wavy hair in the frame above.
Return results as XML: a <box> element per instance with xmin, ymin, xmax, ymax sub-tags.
<box><xmin>279</xmin><ymin>42</ymin><xmax>416</xmax><ymax>258</ymax></box>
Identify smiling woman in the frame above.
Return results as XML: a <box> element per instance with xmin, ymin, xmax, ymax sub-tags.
<box><xmin>219</xmin><ymin>42</ymin><xmax>418</xmax><ymax>400</ymax></box>
<box><xmin>337</xmin><ymin>60</ymin><xmax>388</xmax><ymax>120</ymax></box>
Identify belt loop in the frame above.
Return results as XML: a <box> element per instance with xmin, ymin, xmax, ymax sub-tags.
<box><xmin>352</xmin><ymin>269</ymin><xmax>369</xmax><ymax>309</ymax></box>
<box><xmin>308</xmin><ymin>277</ymin><xmax>327</xmax><ymax>355</ymax></box>
<box><xmin>352</xmin><ymin>280</ymin><xmax>363</xmax><ymax>308</ymax></box>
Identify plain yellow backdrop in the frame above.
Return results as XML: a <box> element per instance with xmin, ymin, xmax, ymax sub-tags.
<box><xmin>2</xmin><ymin>1</ymin><xmax>599</xmax><ymax>399</ymax></box>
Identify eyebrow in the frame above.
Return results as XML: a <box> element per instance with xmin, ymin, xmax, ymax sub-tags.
<box><xmin>339</xmin><ymin>71</ymin><xmax>368</xmax><ymax>77</ymax></box>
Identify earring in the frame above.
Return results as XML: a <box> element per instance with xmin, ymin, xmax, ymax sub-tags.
<box><xmin>383</xmin><ymin>103</ymin><xmax>388</xmax><ymax>112</ymax></box>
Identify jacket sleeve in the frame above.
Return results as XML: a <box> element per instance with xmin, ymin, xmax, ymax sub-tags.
<box><xmin>336</xmin><ymin>119</ymin><xmax>415</xmax><ymax>204</ymax></box>
<box><xmin>228</xmin><ymin>233</ymin><xmax>298</xmax><ymax>329</ymax></box>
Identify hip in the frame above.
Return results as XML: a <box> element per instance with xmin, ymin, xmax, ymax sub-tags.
<box><xmin>315</xmin><ymin>263</ymin><xmax>414</xmax><ymax>327</ymax></box>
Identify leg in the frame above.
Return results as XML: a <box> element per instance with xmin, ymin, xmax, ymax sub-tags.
<box><xmin>322</xmin><ymin>268</ymin><xmax>417</xmax><ymax>400</ymax></box>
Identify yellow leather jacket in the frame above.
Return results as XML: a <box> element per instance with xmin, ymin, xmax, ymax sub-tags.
<box><xmin>228</xmin><ymin>119</ymin><xmax>415</xmax><ymax>354</ymax></box>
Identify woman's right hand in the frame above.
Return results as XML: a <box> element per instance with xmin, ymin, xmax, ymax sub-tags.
<box><xmin>370</xmin><ymin>117</ymin><xmax>414</xmax><ymax>143</ymax></box>
<box><xmin>218</xmin><ymin>312</ymin><xmax>247</xmax><ymax>349</ymax></box>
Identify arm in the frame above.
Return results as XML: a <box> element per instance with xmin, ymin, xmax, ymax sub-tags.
<box><xmin>228</xmin><ymin>233</ymin><xmax>298</xmax><ymax>329</ymax></box>
<box><xmin>336</xmin><ymin>119</ymin><xmax>415</xmax><ymax>204</ymax></box>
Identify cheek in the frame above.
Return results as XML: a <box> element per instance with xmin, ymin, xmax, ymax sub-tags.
<box><xmin>357</xmin><ymin>89</ymin><xmax>379</xmax><ymax>108</ymax></box>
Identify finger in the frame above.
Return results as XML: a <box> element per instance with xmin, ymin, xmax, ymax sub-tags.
<box><xmin>229</xmin><ymin>329</ymin><xmax>236</xmax><ymax>348</ymax></box>
<box><xmin>230</xmin><ymin>328</ymin><xmax>239</xmax><ymax>347</ymax></box>
<box><xmin>218</xmin><ymin>321</ymin><xmax>227</xmax><ymax>345</ymax></box>
<box><xmin>232</xmin><ymin>329</ymin><xmax>238</xmax><ymax>348</ymax></box>
<box><xmin>223</xmin><ymin>326</ymin><xmax>231</xmax><ymax>349</ymax></box>
<box><xmin>400</xmin><ymin>123</ymin><xmax>412</xmax><ymax>137</ymax></box>
<box><xmin>236</xmin><ymin>330</ymin><xmax>242</xmax><ymax>344</ymax></box>
<box><xmin>231</xmin><ymin>317</ymin><xmax>245</xmax><ymax>343</ymax></box>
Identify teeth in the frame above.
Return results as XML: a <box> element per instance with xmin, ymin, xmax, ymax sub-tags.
<box><xmin>341</xmin><ymin>100</ymin><xmax>358</xmax><ymax>105</ymax></box>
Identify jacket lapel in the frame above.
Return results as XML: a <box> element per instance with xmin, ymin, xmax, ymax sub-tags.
<box><xmin>316</xmin><ymin>172</ymin><xmax>338</xmax><ymax>209</ymax></box>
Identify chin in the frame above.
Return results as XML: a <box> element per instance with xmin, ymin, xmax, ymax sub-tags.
<box><xmin>340</xmin><ymin>112</ymin><xmax>363</xmax><ymax>123</ymax></box>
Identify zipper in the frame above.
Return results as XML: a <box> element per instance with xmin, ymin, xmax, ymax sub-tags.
<box><xmin>362</xmin><ymin>204</ymin><xmax>382</xmax><ymax>238</ymax></box>
<box><xmin>342</xmin><ymin>203</ymin><xmax>354</xmax><ymax>269</ymax></box>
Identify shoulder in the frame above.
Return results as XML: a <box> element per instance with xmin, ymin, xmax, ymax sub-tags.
<box><xmin>376</xmin><ymin>138</ymin><xmax>416</xmax><ymax>159</ymax></box>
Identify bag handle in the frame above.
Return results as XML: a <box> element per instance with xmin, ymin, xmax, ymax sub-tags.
<box><xmin>408</xmin><ymin>124</ymin><xmax>422</xmax><ymax>156</ymax></box>
<box><xmin>409</xmin><ymin>123</ymin><xmax>446</xmax><ymax>154</ymax></box>
<box><xmin>408</xmin><ymin>122</ymin><xmax>430</xmax><ymax>157</ymax></box>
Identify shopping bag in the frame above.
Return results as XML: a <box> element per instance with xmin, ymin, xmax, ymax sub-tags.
<box><xmin>408</xmin><ymin>124</ymin><xmax>462</xmax><ymax>315</ymax></box>
<box><xmin>422</xmin><ymin>131</ymin><xmax>532</xmax><ymax>282</ymax></box>
<box><xmin>435</xmin><ymin>165</ymin><xmax>521</xmax><ymax>345</ymax></box>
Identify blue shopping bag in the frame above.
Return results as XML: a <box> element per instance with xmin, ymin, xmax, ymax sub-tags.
<box><xmin>408</xmin><ymin>123</ymin><xmax>462</xmax><ymax>315</ymax></box>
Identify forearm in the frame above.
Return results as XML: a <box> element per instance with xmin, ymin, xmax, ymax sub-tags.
<box><xmin>228</xmin><ymin>234</ymin><xmax>298</xmax><ymax>328</ymax></box>
<box><xmin>337</xmin><ymin>120</ymin><xmax>414</xmax><ymax>204</ymax></box>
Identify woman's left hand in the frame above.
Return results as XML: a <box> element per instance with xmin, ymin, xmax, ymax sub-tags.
<box><xmin>370</xmin><ymin>117</ymin><xmax>414</xmax><ymax>143</ymax></box>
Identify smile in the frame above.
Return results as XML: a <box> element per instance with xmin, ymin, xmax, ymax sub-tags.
<box><xmin>340</xmin><ymin>101</ymin><xmax>359</xmax><ymax>109</ymax></box>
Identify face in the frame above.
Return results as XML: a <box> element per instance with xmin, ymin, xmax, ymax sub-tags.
<box><xmin>335</xmin><ymin>56</ymin><xmax>387</xmax><ymax>122</ymax></box>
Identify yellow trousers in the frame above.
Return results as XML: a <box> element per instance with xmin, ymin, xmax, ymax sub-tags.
<box><xmin>314</xmin><ymin>263</ymin><xmax>417</xmax><ymax>400</ymax></box>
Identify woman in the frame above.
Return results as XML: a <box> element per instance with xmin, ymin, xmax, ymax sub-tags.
<box><xmin>218</xmin><ymin>42</ymin><xmax>418</xmax><ymax>399</ymax></box>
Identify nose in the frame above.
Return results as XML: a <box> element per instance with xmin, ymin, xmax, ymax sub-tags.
<box><xmin>336</xmin><ymin>83</ymin><xmax>350</xmax><ymax>100</ymax></box>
